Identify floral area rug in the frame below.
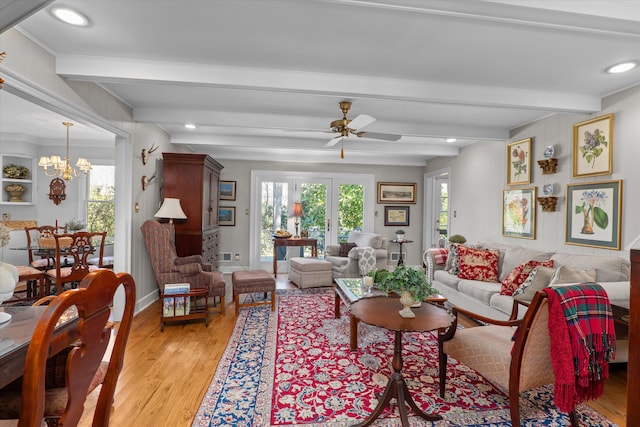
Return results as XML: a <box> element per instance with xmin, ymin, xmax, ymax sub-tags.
<box><xmin>193</xmin><ymin>288</ymin><xmax>617</xmax><ymax>427</ymax></box>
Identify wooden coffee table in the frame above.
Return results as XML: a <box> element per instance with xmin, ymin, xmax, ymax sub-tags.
<box><xmin>349</xmin><ymin>296</ymin><xmax>454</xmax><ymax>427</ymax></box>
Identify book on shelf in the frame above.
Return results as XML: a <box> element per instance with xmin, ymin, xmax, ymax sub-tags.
<box><xmin>163</xmin><ymin>283</ymin><xmax>191</xmax><ymax>317</ymax></box>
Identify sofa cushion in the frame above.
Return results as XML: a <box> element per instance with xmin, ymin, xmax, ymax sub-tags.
<box><xmin>499</xmin><ymin>246</ymin><xmax>554</xmax><ymax>282</ymax></box>
<box><xmin>549</xmin><ymin>265</ymin><xmax>597</xmax><ymax>286</ymax></box>
<box><xmin>513</xmin><ymin>266</ymin><xmax>557</xmax><ymax>302</ymax></box>
<box><xmin>339</xmin><ymin>242</ymin><xmax>357</xmax><ymax>257</ymax></box>
<box><xmin>500</xmin><ymin>259</ymin><xmax>554</xmax><ymax>296</ymax></box>
<box><xmin>348</xmin><ymin>232</ymin><xmax>383</xmax><ymax>249</ymax></box>
<box><xmin>550</xmin><ymin>253</ymin><xmax>629</xmax><ymax>282</ymax></box>
<box><xmin>457</xmin><ymin>246</ymin><xmax>500</xmax><ymax>283</ymax></box>
<box><xmin>458</xmin><ymin>279</ymin><xmax>501</xmax><ymax>305</ymax></box>
<box><xmin>434</xmin><ymin>269</ymin><xmax>462</xmax><ymax>291</ymax></box>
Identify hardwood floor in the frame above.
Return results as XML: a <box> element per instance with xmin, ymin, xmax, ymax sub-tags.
<box><xmin>3</xmin><ymin>277</ymin><xmax>626</xmax><ymax>426</ymax></box>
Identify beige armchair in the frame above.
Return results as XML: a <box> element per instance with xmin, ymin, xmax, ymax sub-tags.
<box><xmin>140</xmin><ymin>220</ymin><xmax>225</xmax><ymax>314</ymax></box>
<box><xmin>325</xmin><ymin>231</ymin><xmax>388</xmax><ymax>279</ymax></box>
<box><xmin>438</xmin><ymin>291</ymin><xmax>577</xmax><ymax>426</ymax></box>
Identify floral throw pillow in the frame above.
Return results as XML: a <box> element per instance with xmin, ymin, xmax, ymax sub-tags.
<box><xmin>445</xmin><ymin>243</ymin><xmax>460</xmax><ymax>274</ymax></box>
<box><xmin>500</xmin><ymin>259</ymin><xmax>554</xmax><ymax>296</ymax></box>
<box><xmin>457</xmin><ymin>245</ymin><xmax>500</xmax><ymax>283</ymax></box>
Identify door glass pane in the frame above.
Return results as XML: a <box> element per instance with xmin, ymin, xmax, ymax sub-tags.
<box><xmin>337</xmin><ymin>184</ymin><xmax>364</xmax><ymax>243</ymax></box>
<box><xmin>260</xmin><ymin>181</ymin><xmax>289</xmax><ymax>262</ymax></box>
<box><xmin>300</xmin><ymin>183</ymin><xmax>327</xmax><ymax>256</ymax></box>
<box><xmin>437</xmin><ymin>178</ymin><xmax>449</xmax><ymax>247</ymax></box>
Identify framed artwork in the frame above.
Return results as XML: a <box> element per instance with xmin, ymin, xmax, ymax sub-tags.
<box><xmin>573</xmin><ymin>114</ymin><xmax>614</xmax><ymax>177</ymax></box>
<box><xmin>506</xmin><ymin>138</ymin><xmax>531</xmax><ymax>186</ymax></box>
<box><xmin>565</xmin><ymin>180</ymin><xmax>622</xmax><ymax>250</ymax></box>
<box><xmin>384</xmin><ymin>206</ymin><xmax>410</xmax><ymax>226</ymax></box>
<box><xmin>219</xmin><ymin>180</ymin><xmax>236</xmax><ymax>201</ymax></box>
<box><xmin>502</xmin><ymin>187</ymin><xmax>536</xmax><ymax>239</ymax></box>
<box><xmin>218</xmin><ymin>206</ymin><xmax>236</xmax><ymax>226</ymax></box>
<box><xmin>377</xmin><ymin>182</ymin><xmax>417</xmax><ymax>204</ymax></box>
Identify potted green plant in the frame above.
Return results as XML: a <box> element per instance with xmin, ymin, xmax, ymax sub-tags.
<box><xmin>3</xmin><ymin>164</ymin><xmax>29</xmax><ymax>179</ymax></box>
<box><xmin>395</xmin><ymin>229</ymin><xmax>406</xmax><ymax>241</ymax></box>
<box><xmin>366</xmin><ymin>268</ymin><xmax>391</xmax><ymax>284</ymax></box>
<box><xmin>378</xmin><ymin>265</ymin><xmax>438</xmax><ymax>318</ymax></box>
<box><xmin>448</xmin><ymin>234</ymin><xmax>467</xmax><ymax>244</ymax></box>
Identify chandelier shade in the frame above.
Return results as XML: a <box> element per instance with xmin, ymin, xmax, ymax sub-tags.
<box><xmin>38</xmin><ymin>122</ymin><xmax>92</xmax><ymax>181</ymax></box>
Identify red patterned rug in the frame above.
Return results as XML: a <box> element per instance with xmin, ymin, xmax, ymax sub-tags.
<box><xmin>193</xmin><ymin>288</ymin><xmax>616</xmax><ymax>426</ymax></box>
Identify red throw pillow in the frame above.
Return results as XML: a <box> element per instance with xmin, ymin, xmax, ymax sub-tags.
<box><xmin>457</xmin><ymin>245</ymin><xmax>500</xmax><ymax>283</ymax></box>
<box><xmin>500</xmin><ymin>259</ymin><xmax>554</xmax><ymax>296</ymax></box>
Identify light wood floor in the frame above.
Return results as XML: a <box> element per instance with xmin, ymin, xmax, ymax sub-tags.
<box><xmin>4</xmin><ymin>277</ymin><xmax>627</xmax><ymax>426</ymax></box>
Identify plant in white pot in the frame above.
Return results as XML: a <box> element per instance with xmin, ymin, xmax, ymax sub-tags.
<box><xmin>378</xmin><ymin>265</ymin><xmax>438</xmax><ymax>318</ymax></box>
<box><xmin>395</xmin><ymin>229</ymin><xmax>406</xmax><ymax>241</ymax></box>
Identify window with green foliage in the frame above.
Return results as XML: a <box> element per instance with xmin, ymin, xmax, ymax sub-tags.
<box><xmin>87</xmin><ymin>165</ymin><xmax>115</xmax><ymax>237</ymax></box>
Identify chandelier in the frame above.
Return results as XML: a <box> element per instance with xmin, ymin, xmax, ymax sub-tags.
<box><xmin>38</xmin><ymin>122</ymin><xmax>92</xmax><ymax>181</ymax></box>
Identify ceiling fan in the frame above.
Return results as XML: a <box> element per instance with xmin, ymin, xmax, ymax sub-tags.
<box><xmin>324</xmin><ymin>101</ymin><xmax>401</xmax><ymax>158</ymax></box>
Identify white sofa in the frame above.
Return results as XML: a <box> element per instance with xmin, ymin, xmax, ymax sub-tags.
<box><xmin>423</xmin><ymin>241</ymin><xmax>630</xmax><ymax>362</ymax></box>
<box><xmin>325</xmin><ymin>231</ymin><xmax>388</xmax><ymax>279</ymax></box>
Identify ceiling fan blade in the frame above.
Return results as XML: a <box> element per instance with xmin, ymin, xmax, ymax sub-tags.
<box><xmin>324</xmin><ymin>136</ymin><xmax>344</xmax><ymax>147</ymax></box>
<box><xmin>357</xmin><ymin>131</ymin><xmax>401</xmax><ymax>141</ymax></box>
<box><xmin>347</xmin><ymin>114</ymin><xmax>375</xmax><ymax>131</ymax></box>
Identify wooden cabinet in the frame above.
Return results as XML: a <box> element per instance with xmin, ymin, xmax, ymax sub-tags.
<box><xmin>161</xmin><ymin>153</ymin><xmax>224</xmax><ymax>268</ymax></box>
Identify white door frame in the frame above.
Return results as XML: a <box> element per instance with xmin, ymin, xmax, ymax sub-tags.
<box><xmin>423</xmin><ymin>167</ymin><xmax>451</xmax><ymax>252</ymax></box>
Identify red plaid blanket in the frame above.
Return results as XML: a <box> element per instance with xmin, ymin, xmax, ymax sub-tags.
<box><xmin>432</xmin><ymin>248</ymin><xmax>448</xmax><ymax>265</ymax></box>
<box><xmin>544</xmin><ymin>283</ymin><xmax>615</xmax><ymax>413</ymax></box>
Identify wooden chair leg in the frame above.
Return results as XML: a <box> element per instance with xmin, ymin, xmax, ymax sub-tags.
<box><xmin>508</xmin><ymin>389</ymin><xmax>520</xmax><ymax>427</ymax></box>
<box><xmin>568</xmin><ymin>409</ymin><xmax>578</xmax><ymax>426</ymax></box>
<box><xmin>235</xmin><ymin>295</ymin><xmax>240</xmax><ymax>316</ymax></box>
<box><xmin>439</xmin><ymin>349</ymin><xmax>448</xmax><ymax>398</ymax></box>
<box><xmin>271</xmin><ymin>291</ymin><xmax>276</xmax><ymax>311</ymax></box>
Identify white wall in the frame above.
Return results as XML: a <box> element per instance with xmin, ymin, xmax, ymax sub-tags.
<box><xmin>426</xmin><ymin>84</ymin><xmax>640</xmax><ymax>258</ymax></box>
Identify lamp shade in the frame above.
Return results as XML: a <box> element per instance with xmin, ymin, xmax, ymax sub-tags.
<box><xmin>155</xmin><ymin>198</ymin><xmax>187</xmax><ymax>221</ymax></box>
<box><xmin>290</xmin><ymin>202</ymin><xmax>304</xmax><ymax>218</ymax></box>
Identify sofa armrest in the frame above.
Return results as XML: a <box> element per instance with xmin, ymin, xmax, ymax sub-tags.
<box><xmin>452</xmin><ymin>305</ymin><xmax>522</xmax><ymax>327</ymax></box>
<box><xmin>423</xmin><ymin>248</ymin><xmax>448</xmax><ymax>283</ymax></box>
<box><xmin>175</xmin><ymin>254</ymin><xmax>203</xmax><ymax>265</ymax></box>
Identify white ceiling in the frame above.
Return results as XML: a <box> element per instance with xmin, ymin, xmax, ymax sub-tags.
<box><xmin>1</xmin><ymin>0</ymin><xmax>639</xmax><ymax>165</ymax></box>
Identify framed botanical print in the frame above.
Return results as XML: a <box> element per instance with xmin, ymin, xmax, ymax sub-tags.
<box><xmin>506</xmin><ymin>138</ymin><xmax>531</xmax><ymax>186</ymax></box>
<box><xmin>502</xmin><ymin>187</ymin><xmax>536</xmax><ymax>239</ymax></box>
<box><xmin>573</xmin><ymin>114</ymin><xmax>614</xmax><ymax>177</ymax></box>
<box><xmin>565</xmin><ymin>180</ymin><xmax>622</xmax><ymax>250</ymax></box>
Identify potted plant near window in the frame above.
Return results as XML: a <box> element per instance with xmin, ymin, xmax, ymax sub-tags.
<box><xmin>65</xmin><ymin>218</ymin><xmax>86</xmax><ymax>232</ymax></box>
<box><xmin>378</xmin><ymin>265</ymin><xmax>438</xmax><ymax>318</ymax></box>
<box><xmin>448</xmin><ymin>234</ymin><xmax>467</xmax><ymax>245</ymax></box>
<box><xmin>395</xmin><ymin>229</ymin><xmax>406</xmax><ymax>241</ymax></box>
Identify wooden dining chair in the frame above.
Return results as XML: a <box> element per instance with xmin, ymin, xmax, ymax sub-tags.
<box><xmin>24</xmin><ymin>225</ymin><xmax>68</xmax><ymax>270</ymax></box>
<box><xmin>0</xmin><ymin>269</ymin><xmax>136</xmax><ymax>427</ymax></box>
<box><xmin>44</xmin><ymin>232</ymin><xmax>103</xmax><ymax>295</ymax></box>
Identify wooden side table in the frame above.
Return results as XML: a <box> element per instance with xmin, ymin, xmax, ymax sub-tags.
<box><xmin>390</xmin><ymin>239</ymin><xmax>413</xmax><ymax>265</ymax></box>
<box><xmin>272</xmin><ymin>237</ymin><xmax>317</xmax><ymax>276</ymax></box>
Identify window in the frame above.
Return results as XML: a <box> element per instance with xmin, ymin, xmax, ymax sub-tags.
<box><xmin>87</xmin><ymin>165</ymin><xmax>115</xmax><ymax>237</ymax></box>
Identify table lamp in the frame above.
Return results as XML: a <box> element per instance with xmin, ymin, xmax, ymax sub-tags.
<box><xmin>290</xmin><ymin>202</ymin><xmax>304</xmax><ymax>238</ymax></box>
<box><xmin>155</xmin><ymin>198</ymin><xmax>187</xmax><ymax>224</ymax></box>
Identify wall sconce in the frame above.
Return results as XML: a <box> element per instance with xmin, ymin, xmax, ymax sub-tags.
<box><xmin>141</xmin><ymin>172</ymin><xmax>157</xmax><ymax>191</ymax></box>
<box><xmin>48</xmin><ymin>178</ymin><xmax>66</xmax><ymax>205</ymax></box>
<box><xmin>141</xmin><ymin>143</ymin><xmax>159</xmax><ymax>165</ymax></box>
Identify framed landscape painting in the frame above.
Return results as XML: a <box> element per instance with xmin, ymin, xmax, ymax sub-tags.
<box><xmin>384</xmin><ymin>206</ymin><xmax>410</xmax><ymax>226</ymax></box>
<box><xmin>218</xmin><ymin>206</ymin><xmax>236</xmax><ymax>226</ymax></box>
<box><xmin>219</xmin><ymin>181</ymin><xmax>236</xmax><ymax>201</ymax></box>
<box><xmin>573</xmin><ymin>114</ymin><xmax>613</xmax><ymax>178</ymax></box>
<box><xmin>506</xmin><ymin>138</ymin><xmax>531</xmax><ymax>186</ymax></box>
<box><xmin>502</xmin><ymin>187</ymin><xmax>536</xmax><ymax>239</ymax></box>
<box><xmin>377</xmin><ymin>182</ymin><xmax>416</xmax><ymax>204</ymax></box>
<box><xmin>565</xmin><ymin>180</ymin><xmax>622</xmax><ymax>250</ymax></box>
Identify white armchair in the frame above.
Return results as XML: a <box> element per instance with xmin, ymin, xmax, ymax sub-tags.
<box><xmin>325</xmin><ymin>231</ymin><xmax>388</xmax><ymax>279</ymax></box>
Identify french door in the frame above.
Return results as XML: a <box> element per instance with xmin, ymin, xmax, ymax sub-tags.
<box><xmin>423</xmin><ymin>167</ymin><xmax>451</xmax><ymax>249</ymax></box>
<box><xmin>250</xmin><ymin>171</ymin><xmax>374</xmax><ymax>273</ymax></box>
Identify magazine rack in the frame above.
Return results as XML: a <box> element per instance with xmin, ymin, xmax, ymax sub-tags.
<box><xmin>161</xmin><ymin>287</ymin><xmax>208</xmax><ymax>331</ymax></box>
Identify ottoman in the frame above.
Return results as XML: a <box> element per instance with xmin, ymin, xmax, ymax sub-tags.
<box><xmin>232</xmin><ymin>270</ymin><xmax>276</xmax><ymax>316</ymax></box>
<box><xmin>288</xmin><ymin>258</ymin><xmax>333</xmax><ymax>289</ymax></box>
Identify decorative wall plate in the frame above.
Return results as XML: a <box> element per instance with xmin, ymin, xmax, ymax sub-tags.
<box><xmin>543</xmin><ymin>145</ymin><xmax>555</xmax><ymax>159</ymax></box>
<box><xmin>543</xmin><ymin>183</ymin><xmax>554</xmax><ymax>196</ymax></box>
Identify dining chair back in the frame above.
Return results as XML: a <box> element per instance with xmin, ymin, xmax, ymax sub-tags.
<box><xmin>24</xmin><ymin>225</ymin><xmax>67</xmax><ymax>270</ymax></box>
<box><xmin>44</xmin><ymin>232</ymin><xmax>104</xmax><ymax>295</ymax></box>
<box><xmin>15</xmin><ymin>270</ymin><xmax>135</xmax><ymax>427</ymax></box>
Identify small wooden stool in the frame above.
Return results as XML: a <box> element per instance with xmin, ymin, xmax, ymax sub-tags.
<box><xmin>232</xmin><ymin>270</ymin><xmax>277</xmax><ymax>316</ymax></box>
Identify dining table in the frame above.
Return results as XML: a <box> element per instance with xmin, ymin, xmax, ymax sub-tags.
<box><xmin>0</xmin><ymin>305</ymin><xmax>77</xmax><ymax>389</ymax></box>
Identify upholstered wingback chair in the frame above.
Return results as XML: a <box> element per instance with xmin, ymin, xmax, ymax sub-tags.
<box><xmin>140</xmin><ymin>220</ymin><xmax>225</xmax><ymax>314</ymax></box>
<box><xmin>325</xmin><ymin>231</ymin><xmax>388</xmax><ymax>279</ymax></box>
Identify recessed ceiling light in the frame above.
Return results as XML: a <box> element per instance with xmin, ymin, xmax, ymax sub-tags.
<box><xmin>185</xmin><ymin>124</ymin><xmax>197</xmax><ymax>129</ymax></box>
<box><xmin>51</xmin><ymin>7</ymin><xmax>89</xmax><ymax>27</ymax></box>
<box><xmin>445</xmin><ymin>138</ymin><xmax>457</xmax><ymax>143</ymax></box>
<box><xmin>606</xmin><ymin>61</ymin><xmax>638</xmax><ymax>74</ymax></box>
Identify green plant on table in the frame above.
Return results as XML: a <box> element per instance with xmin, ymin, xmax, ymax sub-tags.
<box><xmin>448</xmin><ymin>234</ymin><xmax>467</xmax><ymax>244</ymax></box>
<box><xmin>65</xmin><ymin>218</ymin><xmax>86</xmax><ymax>231</ymax></box>
<box><xmin>377</xmin><ymin>264</ymin><xmax>438</xmax><ymax>302</ymax></box>
<box><xmin>366</xmin><ymin>268</ymin><xmax>391</xmax><ymax>284</ymax></box>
